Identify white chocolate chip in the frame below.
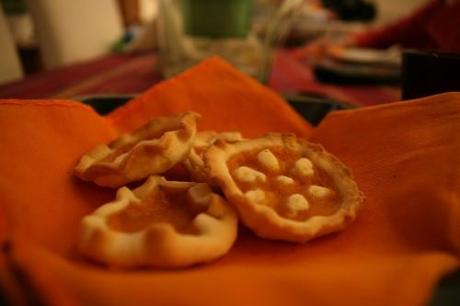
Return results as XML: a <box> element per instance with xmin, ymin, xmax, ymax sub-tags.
<box><xmin>193</xmin><ymin>138</ymin><xmax>210</xmax><ymax>148</ymax></box>
<box><xmin>257</xmin><ymin>149</ymin><xmax>280</xmax><ymax>171</ymax></box>
<box><xmin>245</xmin><ymin>189</ymin><xmax>266</xmax><ymax>204</ymax></box>
<box><xmin>276</xmin><ymin>175</ymin><xmax>294</xmax><ymax>185</ymax></box>
<box><xmin>293</xmin><ymin>158</ymin><xmax>314</xmax><ymax>177</ymax></box>
<box><xmin>234</xmin><ymin>166</ymin><xmax>266</xmax><ymax>183</ymax></box>
<box><xmin>188</xmin><ymin>184</ymin><xmax>212</xmax><ymax>205</ymax></box>
<box><xmin>308</xmin><ymin>185</ymin><xmax>331</xmax><ymax>198</ymax></box>
<box><xmin>218</xmin><ymin>132</ymin><xmax>243</xmax><ymax>143</ymax></box>
<box><xmin>113</xmin><ymin>152</ymin><xmax>129</xmax><ymax>164</ymax></box>
<box><xmin>285</xmin><ymin>194</ymin><xmax>310</xmax><ymax>216</ymax></box>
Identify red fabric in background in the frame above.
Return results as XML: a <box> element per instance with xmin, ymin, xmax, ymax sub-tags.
<box><xmin>0</xmin><ymin>54</ymin><xmax>161</xmax><ymax>99</ymax></box>
<box><xmin>354</xmin><ymin>0</ymin><xmax>460</xmax><ymax>53</ymax></box>
<box><xmin>428</xmin><ymin>2</ymin><xmax>460</xmax><ymax>53</ymax></box>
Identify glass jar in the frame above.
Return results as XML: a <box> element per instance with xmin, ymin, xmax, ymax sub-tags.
<box><xmin>157</xmin><ymin>0</ymin><xmax>284</xmax><ymax>83</ymax></box>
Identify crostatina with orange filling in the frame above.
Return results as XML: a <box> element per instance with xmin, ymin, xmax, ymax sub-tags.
<box><xmin>205</xmin><ymin>133</ymin><xmax>364</xmax><ymax>242</ymax></box>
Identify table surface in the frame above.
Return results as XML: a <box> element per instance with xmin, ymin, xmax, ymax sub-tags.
<box><xmin>0</xmin><ymin>50</ymin><xmax>401</xmax><ymax>107</ymax></box>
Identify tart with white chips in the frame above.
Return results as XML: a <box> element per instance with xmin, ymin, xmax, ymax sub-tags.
<box><xmin>74</xmin><ymin>112</ymin><xmax>199</xmax><ymax>187</ymax></box>
<box><xmin>78</xmin><ymin>176</ymin><xmax>237</xmax><ymax>268</ymax></box>
<box><xmin>205</xmin><ymin>133</ymin><xmax>363</xmax><ymax>243</ymax></box>
<box><xmin>184</xmin><ymin>131</ymin><xmax>243</xmax><ymax>182</ymax></box>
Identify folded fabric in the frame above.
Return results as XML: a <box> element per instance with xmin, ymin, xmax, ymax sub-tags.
<box><xmin>106</xmin><ymin>57</ymin><xmax>311</xmax><ymax>138</ymax></box>
<box><xmin>0</xmin><ymin>58</ymin><xmax>459</xmax><ymax>306</ymax></box>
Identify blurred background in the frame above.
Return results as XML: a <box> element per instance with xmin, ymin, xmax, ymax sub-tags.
<box><xmin>0</xmin><ymin>0</ymin><xmax>458</xmax><ymax>108</ymax></box>
<box><xmin>0</xmin><ymin>0</ymin><xmax>157</xmax><ymax>80</ymax></box>
<box><xmin>0</xmin><ymin>0</ymin><xmax>429</xmax><ymax>79</ymax></box>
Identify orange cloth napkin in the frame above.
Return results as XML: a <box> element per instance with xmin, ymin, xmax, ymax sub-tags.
<box><xmin>0</xmin><ymin>58</ymin><xmax>459</xmax><ymax>306</ymax></box>
<box><xmin>106</xmin><ymin>58</ymin><xmax>310</xmax><ymax>137</ymax></box>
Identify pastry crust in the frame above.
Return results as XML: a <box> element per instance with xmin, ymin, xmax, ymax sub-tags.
<box><xmin>74</xmin><ymin>112</ymin><xmax>199</xmax><ymax>187</ymax></box>
<box><xmin>184</xmin><ymin>131</ymin><xmax>243</xmax><ymax>182</ymax></box>
<box><xmin>78</xmin><ymin>176</ymin><xmax>238</xmax><ymax>268</ymax></box>
<box><xmin>205</xmin><ymin>133</ymin><xmax>364</xmax><ymax>243</ymax></box>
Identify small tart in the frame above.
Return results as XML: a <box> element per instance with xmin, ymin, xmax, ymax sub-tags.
<box><xmin>205</xmin><ymin>133</ymin><xmax>364</xmax><ymax>243</ymax></box>
<box><xmin>78</xmin><ymin>176</ymin><xmax>237</xmax><ymax>269</ymax></box>
<box><xmin>74</xmin><ymin>112</ymin><xmax>199</xmax><ymax>187</ymax></box>
<box><xmin>184</xmin><ymin>131</ymin><xmax>243</xmax><ymax>182</ymax></box>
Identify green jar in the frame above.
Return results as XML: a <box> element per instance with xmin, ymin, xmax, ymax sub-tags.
<box><xmin>181</xmin><ymin>0</ymin><xmax>252</xmax><ymax>38</ymax></box>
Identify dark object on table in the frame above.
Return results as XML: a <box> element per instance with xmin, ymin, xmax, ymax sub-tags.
<box><xmin>312</xmin><ymin>47</ymin><xmax>401</xmax><ymax>85</ymax></box>
<box><xmin>430</xmin><ymin>269</ymin><xmax>460</xmax><ymax>306</ymax></box>
<box><xmin>321</xmin><ymin>0</ymin><xmax>375</xmax><ymax>22</ymax></box>
<box><xmin>284</xmin><ymin>92</ymin><xmax>357</xmax><ymax>126</ymax></box>
<box><xmin>78</xmin><ymin>95</ymin><xmax>135</xmax><ymax>115</ymax></box>
<box><xmin>18</xmin><ymin>46</ymin><xmax>43</xmax><ymax>75</ymax></box>
<box><xmin>402</xmin><ymin>49</ymin><xmax>460</xmax><ymax>100</ymax></box>
<box><xmin>313</xmin><ymin>58</ymin><xmax>401</xmax><ymax>85</ymax></box>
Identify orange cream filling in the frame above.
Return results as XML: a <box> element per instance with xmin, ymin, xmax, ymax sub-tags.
<box><xmin>228</xmin><ymin>147</ymin><xmax>341</xmax><ymax>220</ymax></box>
<box><xmin>108</xmin><ymin>189</ymin><xmax>199</xmax><ymax>234</ymax></box>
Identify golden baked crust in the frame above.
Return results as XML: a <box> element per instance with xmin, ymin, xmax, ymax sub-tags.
<box><xmin>78</xmin><ymin>176</ymin><xmax>238</xmax><ymax>269</ymax></box>
<box><xmin>205</xmin><ymin>133</ymin><xmax>364</xmax><ymax>243</ymax></box>
<box><xmin>184</xmin><ymin>131</ymin><xmax>243</xmax><ymax>182</ymax></box>
<box><xmin>74</xmin><ymin>112</ymin><xmax>199</xmax><ymax>187</ymax></box>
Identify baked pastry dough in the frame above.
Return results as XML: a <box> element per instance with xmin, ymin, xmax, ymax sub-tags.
<box><xmin>205</xmin><ymin>133</ymin><xmax>363</xmax><ymax>243</ymax></box>
<box><xmin>78</xmin><ymin>176</ymin><xmax>238</xmax><ymax>268</ymax></box>
<box><xmin>74</xmin><ymin>112</ymin><xmax>199</xmax><ymax>187</ymax></box>
<box><xmin>184</xmin><ymin>131</ymin><xmax>243</xmax><ymax>182</ymax></box>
